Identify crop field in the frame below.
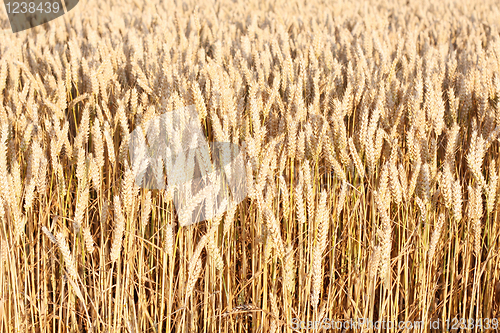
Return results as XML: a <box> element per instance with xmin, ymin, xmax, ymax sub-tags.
<box><xmin>1</xmin><ymin>0</ymin><xmax>500</xmax><ymax>331</ymax></box>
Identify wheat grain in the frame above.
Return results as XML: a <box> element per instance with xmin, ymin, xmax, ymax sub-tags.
<box><xmin>428</xmin><ymin>213</ymin><xmax>445</xmax><ymax>266</ymax></box>
<box><xmin>82</xmin><ymin>226</ymin><xmax>94</xmax><ymax>254</ymax></box>
<box><xmin>55</xmin><ymin>232</ymin><xmax>78</xmax><ymax>281</ymax></box>
<box><xmin>110</xmin><ymin>195</ymin><xmax>125</xmax><ymax>263</ymax></box>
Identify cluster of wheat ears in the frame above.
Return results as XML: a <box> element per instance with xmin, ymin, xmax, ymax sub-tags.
<box><xmin>1</xmin><ymin>0</ymin><xmax>500</xmax><ymax>331</ymax></box>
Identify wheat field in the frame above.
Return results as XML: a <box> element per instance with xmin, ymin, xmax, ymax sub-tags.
<box><xmin>1</xmin><ymin>0</ymin><xmax>500</xmax><ymax>331</ymax></box>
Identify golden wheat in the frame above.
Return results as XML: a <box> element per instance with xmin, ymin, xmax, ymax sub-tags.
<box><xmin>1</xmin><ymin>0</ymin><xmax>500</xmax><ymax>331</ymax></box>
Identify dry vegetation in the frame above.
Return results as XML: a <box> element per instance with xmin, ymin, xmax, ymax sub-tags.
<box><xmin>1</xmin><ymin>0</ymin><xmax>500</xmax><ymax>331</ymax></box>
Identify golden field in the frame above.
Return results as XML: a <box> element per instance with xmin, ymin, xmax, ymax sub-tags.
<box><xmin>1</xmin><ymin>0</ymin><xmax>500</xmax><ymax>331</ymax></box>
